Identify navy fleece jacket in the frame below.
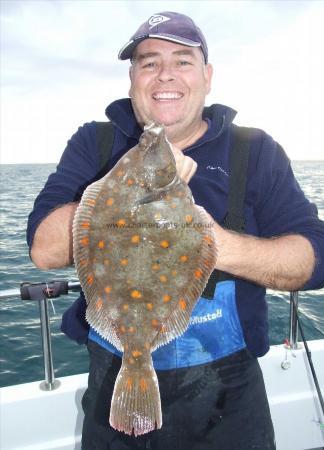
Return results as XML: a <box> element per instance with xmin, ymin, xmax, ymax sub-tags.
<box><xmin>27</xmin><ymin>99</ymin><xmax>324</xmax><ymax>356</ymax></box>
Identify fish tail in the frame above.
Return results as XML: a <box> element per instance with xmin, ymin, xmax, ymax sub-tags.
<box><xmin>109</xmin><ymin>356</ymin><xmax>162</xmax><ymax>436</ymax></box>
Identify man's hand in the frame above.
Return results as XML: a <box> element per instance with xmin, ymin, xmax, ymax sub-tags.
<box><xmin>172</xmin><ymin>145</ymin><xmax>197</xmax><ymax>183</ymax></box>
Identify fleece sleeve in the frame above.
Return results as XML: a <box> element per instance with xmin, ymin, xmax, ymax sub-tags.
<box><xmin>252</xmin><ymin>132</ymin><xmax>324</xmax><ymax>290</ymax></box>
<box><xmin>26</xmin><ymin>121</ymin><xmax>99</xmax><ymax>250</ymax></box>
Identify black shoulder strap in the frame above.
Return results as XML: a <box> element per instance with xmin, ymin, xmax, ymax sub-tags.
<box><xmin>201</xmin><ymin>125</ymin><xmax>252</xmax><ymax>299</ymax></box>
<box><xmin>223</xmin><ymin>125</ymin><xmax>251</xmax><ymax>232</ymax></box>
<box><xmin>96</xmin><ymin>121</ymin><xmax>115</xmax><ymax>176</ymax></box>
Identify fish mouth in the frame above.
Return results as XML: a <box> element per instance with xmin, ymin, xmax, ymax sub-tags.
<box><xmin>152</xmin><ymin>91</ymin><xmax>184</xmax><ymax>101</ymax></box>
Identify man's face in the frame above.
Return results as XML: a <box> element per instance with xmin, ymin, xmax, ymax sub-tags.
<box><xmin>129</xmin><ymin>39</ymin><xmax>213</xmax><ymax>142</ymax></box>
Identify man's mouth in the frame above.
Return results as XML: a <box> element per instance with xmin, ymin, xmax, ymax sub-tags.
<box><xmin>152</xmin><ymin>92</ymin><xmax>184</xmax><ymax>101</ymax></box>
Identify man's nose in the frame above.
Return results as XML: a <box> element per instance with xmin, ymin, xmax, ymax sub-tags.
<box><xmin>157</xmin><ymin>63</ymin><xmax>175</xmax><ymax>82</ymax></box>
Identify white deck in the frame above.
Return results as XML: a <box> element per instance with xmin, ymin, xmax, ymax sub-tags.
<box><xmin>1</xmin><ymin>340</ymin><xmax>324</xmax><ymax>450</ymax></box>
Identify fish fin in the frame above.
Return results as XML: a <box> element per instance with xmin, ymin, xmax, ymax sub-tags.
<box><xmin>73</xmin><ymin>176</ymin><xmax>123</xmax><ymax>352</ymax></box>
<box><xmin>110</xmin><ymin>355</ymin><xmax>162</xmax><ymax>436</ymax></box>
<box><xmin>152</xmin><ymin>206</ymin><xmax>218</xmax><ymax>350</ymax></box>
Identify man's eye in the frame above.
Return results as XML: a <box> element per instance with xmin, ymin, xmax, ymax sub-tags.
<box><xmin>178</xmin><ymin>60</ymin><xmax>191</xmax><ymax>66</ymax></box>
<box><xmin>142</xmin><ymin>62</ymin><xmax>156</xmax><ymax>68</ymax></box>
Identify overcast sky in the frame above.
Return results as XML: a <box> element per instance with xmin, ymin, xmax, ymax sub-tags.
<box><xmin>1</xmin><ymin>0</ymin><xmax>324</xmax><ymax>163</ymax></box>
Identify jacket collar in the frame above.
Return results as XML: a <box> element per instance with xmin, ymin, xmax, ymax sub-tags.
<box><xmin>105</xmin><ymin>98</ymin><xmax>237</xmax><ymax>146</ymax></box>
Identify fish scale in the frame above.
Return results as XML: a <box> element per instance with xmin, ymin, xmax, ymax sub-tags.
<box><xmin>73</xmin><ymin>123</ymin><xmax>217</xmax><ymax>436</ymax></box>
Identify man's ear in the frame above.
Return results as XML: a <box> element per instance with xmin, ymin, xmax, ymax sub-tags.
<box><xmin>128</xmin><ymin>66</ymin><xmax>133</xmax><ymax>97</ymax></box>
<box><xmin>205</xmin><ymin>63</ymin><xmax>213</xmax><ymax>95</ymax></box>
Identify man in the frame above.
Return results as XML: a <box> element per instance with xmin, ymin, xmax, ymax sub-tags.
<box><xmin>27</xmin><ymin>11</ymin><xmax>324</xmax><ymax>450</ymax></box>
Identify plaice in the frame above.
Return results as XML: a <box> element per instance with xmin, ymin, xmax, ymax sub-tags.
<box><xmin>73</xmin><ymin>123</ymin><xmax>217</xmax><ymax>436</ymax></box>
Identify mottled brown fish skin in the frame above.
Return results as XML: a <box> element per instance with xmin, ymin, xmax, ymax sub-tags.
<box><xmin>73</xmin><ymin>123</ymin><xmax>217</xmax><ymax>436</ymax></box>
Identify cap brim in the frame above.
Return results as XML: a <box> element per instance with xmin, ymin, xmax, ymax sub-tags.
<box><xmin>118</xmin><ymin>34</ymin><xmax>201</xmax><ymax>60</ymax></box>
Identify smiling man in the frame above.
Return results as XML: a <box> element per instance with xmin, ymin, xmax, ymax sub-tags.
<box><xmin>128</xmin><ymin>39</ymin><xmax>212</xmax><ymax>148</ymax></box>
<box><xmin>27</xmin><ymin>11</ymin><xmax>324</xmax><ymax>450</ymax></box>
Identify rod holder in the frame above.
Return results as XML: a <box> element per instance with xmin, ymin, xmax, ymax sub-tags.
<box><xmin>1</xmin><ymin>280</ymin><xmax>81</xmax><ymax>391</ymax></box>
<box><xmin>19</xmin><ymin>281</ymin><xmax>67</xmax><ymax>391</ymax></box>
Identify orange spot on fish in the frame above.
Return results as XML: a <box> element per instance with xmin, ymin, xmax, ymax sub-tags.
<box><xmin>81</xmin><ymin>221</ymin><xmax>90</xmax><ymax>229</ymax></box>
<box><xmin>160</xmin><ymin>325</ymin><xmax>168</xmax><ymax>333</ymax></box>
<box><xmin>172</xmin><ymin>270</ymin><xmax>177</xmax><ymax>276</ymax></box>
<box><xmin>203</xmin><ymin>235</ymin><xmax>213</xmax><ymax>245</ymax></box>
<box><xmin>128</xmin><ymin>326</ymin><xmax>136</xmax><ymax>333</ymax></box>
<box><xmin>116</xmin><ymin>170</ymin><xmax>125</xmax><ymax>177</ymax></box>
<box><xmin>185</xmin><ymin>214</ymin><xmax>193</xmax><ymax>224</ymax></box>
<box><xmin>124</xmin><ymin>343</ymin><xmax>129</xmax><ymax>351</ymax></box>
<box><xmin>159</xmin><ymin>275</ymin><xmax>167</xmax><ymax>283</ymax></box>
<box><xmin>146</xmin><ymin>303</ymin><xmax>153</xmax><ymax>311</ymax></box>
<box><xmin>151</xmin><ymin>318</ymin><xmax>160</xmax><ymax>328</ymax></box>
<box><xmin>171</xmin><ymin>203</ymin><xmax>177</xmax><ymax>209</ymax></box>
<box><xmin>194</xmin><ymin>269</ymin><xmax>203</xmax><ymax>279</ymax></box>
<box><xmin>165</xmin><ymin>194</ymin><xmax>172</xmax><ymax>201</ymax></box>
<box><xmin>106</xmin><ymin>198</ymin><xmax>114</xmax><ymax>206</ymax></box>
<box><xmin>122</xmin><ymin>304</ymin><xmax>129</xmax><ymax>312</ymax></box>
<box><xmin>127</xmin><ymin>178</ymin><xmax>135</xmax><ymax>186</ymax></box>
<box><xmin>144</xmin><ymin>342</ymin><xmax>150</xmax><ymax>350</ymax></box>
<box><xmin>163</xmin><ymin>294</ymin><xmax>171</xmax><ymax>303</ymax></box>
<box><xmin>130</xmin><ymin>290</ymin><xmax>142</xmax><ymax>299</ymax></box>
<box><xmin>80</xmin><ymin>258</ymin><xmax>88</xmax><ymax>266</ymax></box>
<box><xmin>86</xmin><ymin>199</ymin><xmax>96</xmax><ymax>206</ymax></box>
<box><xmin>128</xmin><ymin>357</ymin><xmax>135</xmax><ymax>365</ymax></box>
<box><xmin>117</xmin><ymin>219</ymin><xmax>126</xmax><ymax>227</ymax></box>
<box><xmin>96</xmin><ymin>298</ymin><xmax>103</xmax><ymax>309</ymax></box>
<box><xmin>152</xmin><ymin>263</ymin><xmax>160</xmax><ymax>271</ymax></box>
<box><xmin>119</xmin><ymin>325</ymin><xmax>126</xmax><ymax>333</ymax></box>
<box><xmin>120</xmin><ymin>258</ymin><xmax>128</xmax><ymax>266</ymax></box>
<box><xmin>132</xmin><ymin>350</ymin><xmax>142</xmax><ymax>358</ymax></box>
<box><xmin>104</xmin><ymin>259</ymin><xmax>110</xmax><ymax>265</ymax></box>
<box><xmin>98</xmin><ymin>240</ymin><xmax>105</xmax><ymax>249</ymax></box>
<box><xmin>126</xmin><ymin>377</ymin><xmax>133</xmax><ymax>390</ymax></box>
<box><xmin>154</xmin><ymin>213</ymin><xmax>162</xmax><ymax>220</ymax></box>
<box><xmin>104</xmin><ymin>286</ymin><xmax>112</xmax><ymax>294</ymax></box>
<box><xmin>179</xmin><ymin>298</ymin><xmax>187</xmax><ymax>311</ymax></box>
<box><xmin>87</xmin><ymin>275</ymin><xmax>94</xmax><ymax>285</ymax></box>
<box><xmin>80</xmin><ymin>236</ymin><xmax>89</xmax><ymax>246</ymax></box>
<box><xmin>160</xmin><ymin>240</ymin><xmax>170</xmax><ymax>249</ymax></box>
<box><xmin>131</xmin><ymin>235</ymin><xmax>140</xmax><ymax>244</ymax></box>
<box><xmin>179</xmin><ymin>255</ymin><xmax>188</xmax><ymax>262</ymax></box>
<box><xmin>140</xmin><ymin>378</ymin><xmax>148</xmax><ymax>392</ymax></box>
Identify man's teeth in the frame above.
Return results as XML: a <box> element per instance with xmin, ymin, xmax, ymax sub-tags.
<box><xmin>153</xmin><ymin>92</ymin><xmax>183</xmax><ymax>100</ymax></box>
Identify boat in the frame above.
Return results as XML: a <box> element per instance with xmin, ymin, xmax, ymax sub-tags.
<box><xmin>0</xmin><ymin>283</ymin><xmax>323</xmax><ymax>450</ymax></box>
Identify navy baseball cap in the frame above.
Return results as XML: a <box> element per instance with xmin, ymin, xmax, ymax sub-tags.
<box><xmin>118</xmin><ymin>11</ymin><xmax>208</xmax><ymax>63</ymax></box>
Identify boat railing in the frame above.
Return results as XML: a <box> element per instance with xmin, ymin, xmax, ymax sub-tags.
<box><xmin>0</xmin><ymin>281</ymin><xmax>301</xmax><ymax>391</ymax></box>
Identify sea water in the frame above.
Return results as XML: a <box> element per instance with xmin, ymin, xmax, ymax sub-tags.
<box><xmin>0</xmin><ymin>162</ymin><xmax>323</xmax><ymax>387</ymax></box>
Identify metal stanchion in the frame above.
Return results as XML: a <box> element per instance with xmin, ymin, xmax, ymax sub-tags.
<box><xmin>38</xmin><ymin>297</ymin><xmax>60</xmax><ymax>391</ymax></box>
<box><xmin>289</xmin><ymin>291</ymin><xmax>299</xmax><ymax>349</ymax></box>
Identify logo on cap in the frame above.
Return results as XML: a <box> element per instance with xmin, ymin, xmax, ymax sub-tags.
<box><xmin>148</xmin><ymin>14</ymin><xmax>170</xmax><ymax>29</ymax></box>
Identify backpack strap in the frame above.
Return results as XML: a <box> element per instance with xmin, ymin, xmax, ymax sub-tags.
<box><xmin>96</xmin><ymin>121</ymin><xmax>115</xmax><ymax>176</ymax></box>
<box><xmin>201</xmin><ymin>125</ymin><xmax>251</xmax><ymax>299</ymax></box>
